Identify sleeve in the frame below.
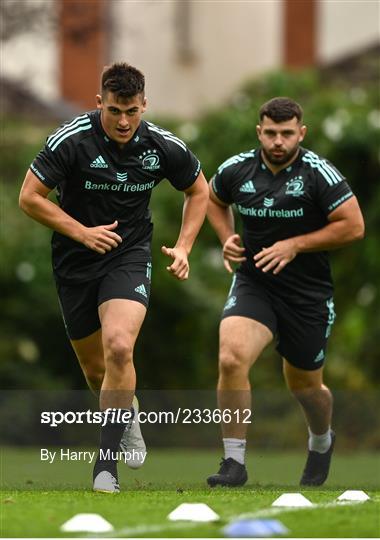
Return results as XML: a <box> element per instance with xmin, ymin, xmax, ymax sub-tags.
<box><xmin>210</xmin><ymin>166</ymin><xmax>234</xmax><ymax>205</ymax></box>
<box><xmin>162</xmin><ymin>139</ymin><xmax>201</xmax><ymax>191</ymax></box>
<box><xmin>312</xmin><ymin>158</ymin><xmax>354</xmax><ymax>215</ymax></box>
<box><xmin>29</xmin><ymin>125</ymin><xmax>76</xmax><ymax>189</ymax></box>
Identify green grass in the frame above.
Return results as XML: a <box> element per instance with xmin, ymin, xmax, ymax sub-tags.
<box><xmin>1</xmin><ymin>448</ymin><xmax>380</xmax><ymax>537</ymax></box>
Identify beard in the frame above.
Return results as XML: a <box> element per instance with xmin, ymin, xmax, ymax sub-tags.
<box><xmin>262</xmin><ymin>145</ymin><xmax>299</xmax><ymax>166</ymax></box>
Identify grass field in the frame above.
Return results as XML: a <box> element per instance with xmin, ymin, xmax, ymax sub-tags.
<box><xmin>1</xmin><ymin>447</ymin><xmax>379</xmax><ymax>538</ymax></box>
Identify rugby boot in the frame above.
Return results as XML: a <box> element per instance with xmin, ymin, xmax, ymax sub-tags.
<box><xmin>207</xmin><ymin>457</ymin><xmax>248</xmax><ymax>487</ymax></box>
<box><xmin>300</xmin><ymin>431</ymin><xmax>336</xmax><ymax>486</ymax></box>
<box><xmin>93</xmin><ymin>471</ymin><xmax>120</xmax><ymax>493</ymax></box>
<box><xmin>119</xmin><ymin>396</ymin><xmax>146</xmax><ymax>469</ymax></box>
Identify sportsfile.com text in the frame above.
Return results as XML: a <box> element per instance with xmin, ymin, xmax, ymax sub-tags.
<box><xmin>40</xmin><ymin>408</ymin><xmax>252</xmax><ymax>427</ymax></box>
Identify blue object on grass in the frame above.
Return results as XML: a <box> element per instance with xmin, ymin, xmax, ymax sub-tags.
<box><xmin>223</xmin><ymin>518</ymin><xmax>289</xmax><ymax>537</ymax></box>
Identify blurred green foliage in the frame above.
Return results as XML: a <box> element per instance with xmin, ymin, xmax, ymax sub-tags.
<box><xmin>1</xmin><ymin>69</ymin><xmax>379</xmax><ymax>392</ymax></box>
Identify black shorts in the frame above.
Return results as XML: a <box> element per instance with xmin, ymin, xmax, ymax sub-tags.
<box><xmin>221</xmin><ymin>271</ymin><xmax>336</xmax><ymax>371</ymax></box>
<box><xmin>56</xmin><ymin>261</ymin><xmax>152</xmax><ymax>340</ymax></box>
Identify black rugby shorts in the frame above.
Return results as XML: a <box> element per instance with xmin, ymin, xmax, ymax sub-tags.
<box><xmin>221</xmin><ymin>271</ymin><xmax>336</xmax><ymax>371</ymax></box>
<box><xmin>56</xmin><ymin>261</ymin><xmax>152</xmax><ymax>340</ymax></box>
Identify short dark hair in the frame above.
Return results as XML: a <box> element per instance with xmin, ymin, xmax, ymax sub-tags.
<box><xmin>101</xmin><ymin>62</ymin><xmax>145</xmax><ymax>99</ymax></box>
<box><xmin>259</xmin><ymin>97</ymin><xmax>303</xmax><ymax>123</ymax></box>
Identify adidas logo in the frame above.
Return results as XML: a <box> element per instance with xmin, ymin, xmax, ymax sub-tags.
<box><xmin>314</xmin><ymin>349</ymin><xmax>325</xmax><ymax>363</ymax></box>
<box><xmin>224</xmin><ymin>295</ymin><xmax>237</xmax><ymax>311</ymax></box>
<box><xmin>90</xmin><ymin>155</ymin><xmax>108</xmax><ymax>168</ymax></box>
<box><xmin>134</xmin><ymin>284</ymin><xmax>147</xmax><ymax>298</ymax></box>
<box><xmin>239</xmin><ymin>180</ymin><xmax>256</xmax><ymax>193</ymax></box>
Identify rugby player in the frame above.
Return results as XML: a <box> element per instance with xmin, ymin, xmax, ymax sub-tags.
<box><xmin>206</xmin><ymin>97</ymin><xmax>364</xmax><ymax>487</ymax></box>
<box><xmin>19</xmin><ymin>62</ymin><xmax>208</xmax><ymax>493</ymax></box>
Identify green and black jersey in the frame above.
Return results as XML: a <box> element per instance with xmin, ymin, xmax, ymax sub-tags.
<box><xmin>211</xmin><ymin>147</ymin><xmax>354</xmax><ymax>304</ymax></box>
<box><xmin>31</xmin><ymin>112</ymin><xmax>201</xmax><ymax>283</ymax></box>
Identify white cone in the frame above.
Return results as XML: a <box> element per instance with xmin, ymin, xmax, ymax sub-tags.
<box><xmin>272</xmin><ymin>493</ymin><xmax>313</xmax><ymax>507</ymax></box>
<box><xmin>168</xmin><ymin>503</ymin><xmax>220</xmax><ymax>522</ymax></box>
<box><xmin>60</xmin><ymin>513</ymin><xmax>114</xmax><ymax>532</ymax></box>
<box><xmin>337</xmin><ymin>490</ymin><xmax>370</xmax><ymax>502</ymax></box>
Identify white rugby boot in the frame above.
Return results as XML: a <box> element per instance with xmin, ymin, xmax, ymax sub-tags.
<box><xmin>119</xmin><ymin>396</ymin><xmax>147</xmax><ymax>469</ymax></box>
<box><xmin>93</xmin><ymin>471</ymin><xmax>120</xmax><ymax>493</ymax></box>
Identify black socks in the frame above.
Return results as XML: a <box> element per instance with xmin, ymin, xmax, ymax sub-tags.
<box><xmin>93</xmin><ymin>407</ymin><xmax>134</xmax><ymax>480</ymax></box>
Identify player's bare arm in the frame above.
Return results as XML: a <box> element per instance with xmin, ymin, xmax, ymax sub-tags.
<box><xmin>254</xmin><ymin>196</ymin><xmax>365</xmax><ymax>274</ymax></box>
<box><xmin>19</xmin><ymin>170</ymin><xmax>122</xmax><ymax>255</ymax></box>
<box><xmin>161</xmin><ymin>171</ymin><xmax>209</xmax><ymax>280</ymax></box>
<box><xmin>207</xmin><ymin>181</ymin><xmax>247</xmax><ymax>273</ymax></box>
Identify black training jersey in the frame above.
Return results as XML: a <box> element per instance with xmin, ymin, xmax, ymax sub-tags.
<box><xmin>211</xmin><ymin>147</ymin><xmax>354</xmax><ymax>304</ymax></box>
<box><xmin>30</xmin><ymin>112</ymin><xmax>201</xmax><ymax>283</ymax></box>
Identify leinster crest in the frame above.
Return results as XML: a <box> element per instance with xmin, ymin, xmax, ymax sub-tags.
<box><xmin>285</xmin><ymin>176</ymin><xmax>304</xmax><ymax>197</ymax></box>
<box><xmin>139</xmin><ymin>149</ymin><xmax>160</xmax><ymax>170</ymax></box>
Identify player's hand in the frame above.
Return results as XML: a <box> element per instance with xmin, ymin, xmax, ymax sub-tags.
<box><xmin>222</xmin><ymin>234</ymin><xmax>247</xmax><ymax>273</ymax></box>
<box><xmin>254</xmin><ymin>238</ymin><xmax>298</xmax><ymax>274</ymax></box>
<box><xmin>82</xmin><ymin>220</ymin><xmax>122</xmax><ymax>254</ymax></box>
<box><xmin>161</xmin><ymin>245</ymin><xmax>189</xmax><ymax>280</ymax></box>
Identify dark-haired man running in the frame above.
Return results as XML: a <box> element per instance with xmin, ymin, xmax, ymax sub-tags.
<box><xmin>20</xmin><ymin>62</ymin><xmax>208</xmax><ymax>492</ymax></box>
<box><xmin>207</xmin><ymin>97</ymin><xmax>364</xmax><ymax>487</ymax></box>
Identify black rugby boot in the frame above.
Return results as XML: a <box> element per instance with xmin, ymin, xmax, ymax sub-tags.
<box><xmin>300</xmin><ymin>431</ymin><xmax>336</xmax><ymax>486</ymax></box>
<box><xmin>207</xmin><ymin>457</ymin><xmax>248</xmax><ymax>487</ymax></box>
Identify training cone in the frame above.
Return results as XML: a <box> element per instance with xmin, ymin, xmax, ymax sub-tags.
<box><xmin>337</xmin><ymin>490</ymin><xmax>370</xmax><ymax>502</ymax></box>
<box><xmin>168</xmin><ymin>503</ymin><xmax>220</xmax><ymax>522</ymax></box>
<box><xmin>272</xmin><ymin>493</ymin><xmax>313</xmax><ymax>507</ymax></box>
<box><xmin>60</xmin><ymin>513</ymin><xmax>114</xmax><ymax>533</ymax></box>
<box><xmin>223</xmin><ymin>518</ymin><xmax>289</xmax><ymax>537</ymax></box>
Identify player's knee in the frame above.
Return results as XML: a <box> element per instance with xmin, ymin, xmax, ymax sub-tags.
<box><xmin>104</xmin><ymin>333</ymin><xmax>133</xmax><ymax>368</ymax></box>
<box><xmin>219</xmin><ymin>349</ymin><xmax>246</xmax><ymax>376</ymax></box>
<box><xmin>85</xmin><ymin>369</ymin><xmax>104</xmax><ymax>392</ymax></box>
<box><xmin>288</xmin><ymin>382</ymin><xmax>323</xmax><ymax>400</ymax></box>
<box><xmin>283</xmin><ymin>363</ymin><xmax>324</xmax><ymax>394</ymax></box>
